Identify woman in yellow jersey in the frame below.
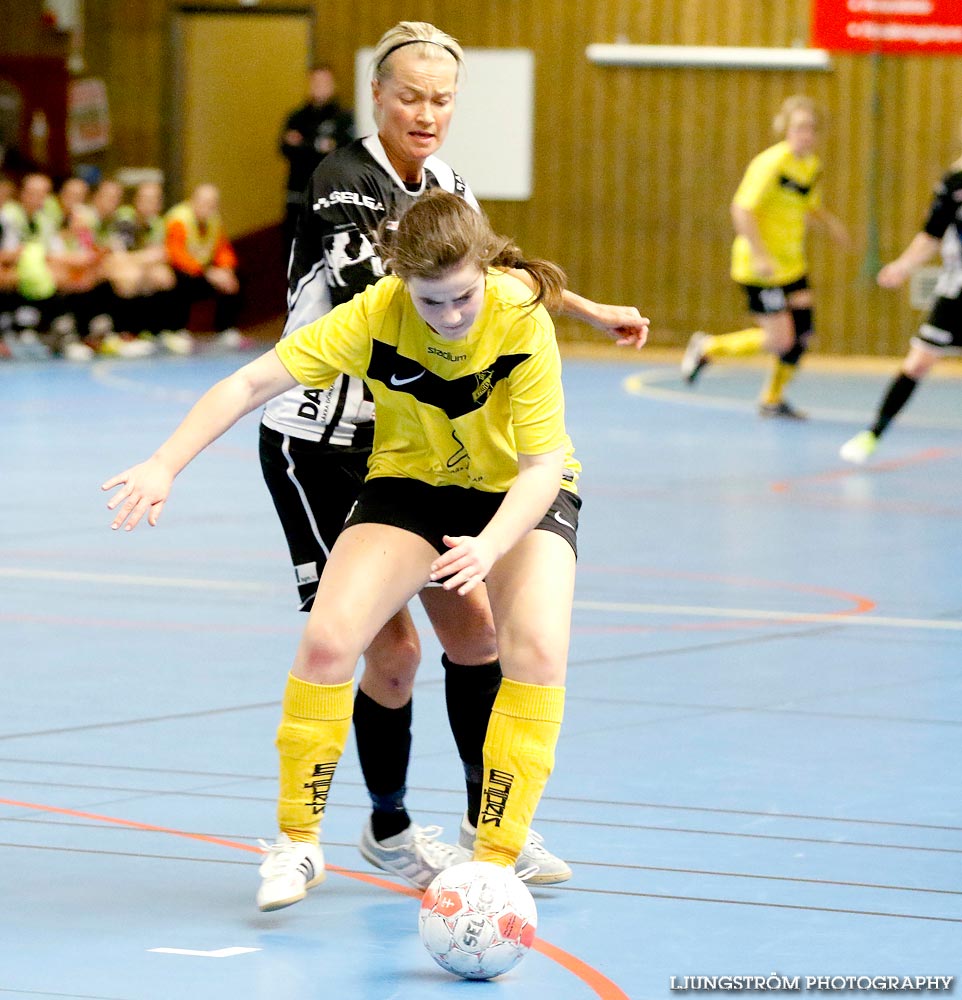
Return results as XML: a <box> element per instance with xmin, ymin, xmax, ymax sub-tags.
<box><xmin>682</xmin><ymin>95</ymin><xmax>849</xmax><ymax>418</ymax></box>
<box><xmin>103</xmin><ymin>191</ymin><xmax>580</xmax><ymax>912</ymax></box>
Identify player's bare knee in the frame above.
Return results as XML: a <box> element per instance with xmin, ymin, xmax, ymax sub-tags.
<box><xmin>295</xmin><ymin>621</ymin><xmax>360</xmax><ymax>681</ymax></box>
<box><xmin>501</xmin><ymin>638</ymin><xmax>566</xmax><ymax>687</ymax></box>
<box><xmin>364</xmin><ymin>633</ymin><xmax>421</xmax><ymax>697</ymax></box>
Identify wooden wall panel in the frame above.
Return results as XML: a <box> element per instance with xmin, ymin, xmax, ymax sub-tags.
<box><xmin>78</xmin><ymin>0</ymin><xmax>962</xmax><ymax>356</ymax></box>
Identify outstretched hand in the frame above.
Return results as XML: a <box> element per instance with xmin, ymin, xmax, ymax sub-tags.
<box><xmin>101</xmin><ymin>458</ymin><xmax>174</xmax><ymax>531</ymax></box>
<box><xmin>429</xmin><ymin>534</ymin><xmax>497</xmax><ymax>596</ymax></box>
<box><xmin>877</xmin><ymin>259</ymin><xmax>911</xmax><ymax>289</ymax></box>
<box><xmin>583</xmin><ymin>303</ymin><xmax>650</xmax><ymax>350</ymax></box>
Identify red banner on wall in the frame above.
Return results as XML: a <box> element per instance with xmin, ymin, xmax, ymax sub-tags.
<box><xmin>812</xmin><ymin>0</ymin><xmax>962</xmax><ymax>54</ymax></box>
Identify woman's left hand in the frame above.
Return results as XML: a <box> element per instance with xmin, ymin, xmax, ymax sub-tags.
<box><xmin>430</xmin><ymin>534</ymin><xmax>497</xmax><ymax>595</ymax></box>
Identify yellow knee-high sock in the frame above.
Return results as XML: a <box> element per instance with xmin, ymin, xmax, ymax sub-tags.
<box><xmin>760</xmin><ymin>359</ymin><xmax>797</xmax><ymax>406</ymax></box>
<box><xmin>275</xmin><ymin>674</ymin><xmax>353</xmax><ymax>844</ymax></box>
<box><xmin>475</xmin><ymin>678</ymin><xmax>565</xmax><ymax>867</ymax></box>
<box><xmin>703</xmin><ymin>327</ymin><xmax>767</xmax><ymax>360</ymax></box>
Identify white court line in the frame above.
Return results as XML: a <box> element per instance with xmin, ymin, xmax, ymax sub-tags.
<box><xmin>90</xmin><ymin>360</ymin><xmax>202</xmax><ymax>403</ymax></box>
<box><xmin>622</xmin><ymin>367</ymin><xmax>962</xmax><ymax>430</ymax></box>
<box><xmin>148</xmin><ymin>947</ymin><xmax>260</xmax><ymax>958</ymax></box>
<box><xmin>0</xmin><ymin>566</ymin><xmax>271</xmax><ymax>592</ymax></box>
<box><xmin>2</xmin><ymin>566</ymin><xmax>959</xmax><ymax>633</ymax></box>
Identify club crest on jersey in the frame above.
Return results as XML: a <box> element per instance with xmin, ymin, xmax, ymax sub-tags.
<box><xmin>323</xmin><ymin>229</ymin><xmax>384</xmax><ymax>288</ymax></box>
<box><xmin>472</xmin><ymin>369</ymin><xmax>495</xmax><ymax>404</ymax></box>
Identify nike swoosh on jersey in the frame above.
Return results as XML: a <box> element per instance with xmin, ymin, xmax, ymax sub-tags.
<box><xmin>390</xmin><ymin>371</ymin><xmax>425</xmax><ymax>386</ymax></box>
<box><xmin>553</xmin><ymin>510</ymin><xmax>575</xmax><ymax>529</ymax></box>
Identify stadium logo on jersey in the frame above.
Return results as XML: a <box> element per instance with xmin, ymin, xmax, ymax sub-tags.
<box><xmin>323</xmin><ymin>228</ymin><xmax>385</xmax><ymax>288</ymax></box>
<box><xmin>313</xmin><ymin>190</ymin><xmax>385</xmax><ymax>212</ymax></box>
<box><xmin>428</xmin><ymin>345</ymin><xmax>467</xmax><ymax>362</ymax></box>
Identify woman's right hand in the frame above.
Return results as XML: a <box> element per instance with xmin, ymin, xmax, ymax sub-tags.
<box><xmin>750</xmin><ymin>249</ymin><xmax>776</xmax><ymax>280</ymax></box>
<box><xmin>101</xmin><ymin>458</ymin><xmax>174</xmax><ymax>531</ymax></box>
<box><xmin>877</xmin><ymin>259</ymin><xmax>910</xmax><ymax>289</ymax></box>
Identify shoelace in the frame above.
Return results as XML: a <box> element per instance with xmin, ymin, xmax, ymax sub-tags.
<box><xmin>521</xmin><ymin>828</ymin><xmax>552</xmax><ymax>859</ymax></box>
<box><xmin>411</xmin><ymin>825</ymin><xmax>464</xmax><ymax>865</ymax></box>
<box><xmin>258</xmin><ymin>838</ymin><xmax>298</xmax><ymax>875</ymax></box>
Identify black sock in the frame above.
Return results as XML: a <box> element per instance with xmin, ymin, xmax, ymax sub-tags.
<box><xmin>442</xmin><ymin>655</ymin><xmax>502</xmax><ymax>828</ymax></box>
<box><xmin>872</xmin><ymin>372</ymin><xmax>918</xmax><ymax>438</ymax></box>
<box><xmin>353</xmin><ymin>688</ymin><xmax>412</xmax><ymax>841</ymax></box>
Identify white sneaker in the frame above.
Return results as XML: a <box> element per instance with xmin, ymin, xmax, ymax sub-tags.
<box><xmin>839</xmin><ymin>430</ymin><xmax>878</xmax><ymax>465</ymax></box>
<box><xmin>358</xmin><ymin>820</ymin><xmax>466</xmax><ymax>889</ymax></box>
<box><xmin>160</xmin><ymin>329</ymin><xmax>195</xmax><ymax>355</ymax></box>
<box><xmin>681</xmin><ymin>331</ymin><xmax>710</xmax><ymax>383</ymax></box>
<box><xmin>256</xmin><ymin>833</ymin><xmax>325</xmax><ymax>911</ymax></box>
<box><xmin>458</xmin><ymin>814</ymin><xmax>572</xmax><ymax>885</ymax></box>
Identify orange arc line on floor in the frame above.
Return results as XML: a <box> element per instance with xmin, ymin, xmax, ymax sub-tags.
<box><xmin>0</xmin><ymin>796</ymin><xmax>631</xmax><ymax>1000</ymax></box>
<box><xmin>770</xmin><ymin>446</ymin><xmax>962</xmax><ymax>494</ymax></box>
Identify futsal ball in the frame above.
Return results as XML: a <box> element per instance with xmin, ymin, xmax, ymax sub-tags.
<box><xmin>418</xmin><ymin>860</ymin><xmax>537</xmax><ymax>980</ymax></box>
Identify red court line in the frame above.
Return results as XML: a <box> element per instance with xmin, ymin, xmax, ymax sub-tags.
<box><xmin>580</xmin><ymin>564</ymin><xmax>875</xmax><ymax>618</ymax></box>
<box><xmin>770</xmin><ymin>446</ymin><xmax>962</xmax><ymax>495</ymax></box>
<box><xmin>0</xmin><ymin>797</ymin><xmax>631</xmax><ymax>1000</ymax></box>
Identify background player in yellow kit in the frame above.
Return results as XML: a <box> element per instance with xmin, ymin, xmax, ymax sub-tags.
<box><xmin>681</xmin><ymin>95</ymin><xmax>849</xmax><ymax>418</ymax></box>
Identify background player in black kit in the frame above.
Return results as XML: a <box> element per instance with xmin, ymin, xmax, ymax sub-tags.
<box><xmin>280</xmin><ymin>64</ymin><xmax>355</xmax><ymax>262</ymax></box>
<box><xmin>259</xmin><ymin>20</ymin><xmax>649</xmax><ymax>890</ymax></box>
<box><xmin>840</xmin><ymin>128</ymin><xmax>962</xmax><ymax>464</ymax></box>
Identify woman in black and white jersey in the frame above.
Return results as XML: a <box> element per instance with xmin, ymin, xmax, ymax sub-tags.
<box><xmin>259</xmin><ymin>20</ymin><xmax>648</xmax><ymax>890</ymax></box>
<box><xmin>840</xmin><ymin>128</ymin><xmax>962</xmax><ymax>464</ymax></box>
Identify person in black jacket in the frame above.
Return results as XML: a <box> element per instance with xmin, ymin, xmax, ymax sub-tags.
<box><xmin>280</xmin><ymin>64</ymin><xmax>355</xmax><ymax>262</ymax></box>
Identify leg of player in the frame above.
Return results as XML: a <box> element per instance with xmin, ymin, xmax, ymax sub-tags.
<box><xmin>840</xmin><ymin>341</ymin><xmax>940</xmax><ymax>464</ymax></box>
<box><xmin>681</xmin><ymin>309</ymin><xmax>794</xmax><ymax>402</ymax></box>
<box><xmin>257</xmin><ymin>523</ymin><xmax>435</xmax><ymax>911</ymax></box>
<box><xmin>759</xmin><ymin>288</ymin><xmax>813</xmax><ymax>420</ymax></box>
<box><xmin>471</xmin><ymin>528</ymin><xmax>575</xmax><ymax>879</ymax></box>
<box><xmin>421</xmin><ymin>586</ymin><xmax>573</xmax><ymax>884</ymax></box>
<box><xmin>354</xmin><ymin>609</ymin><xmax>467</xmax><ymax>888</ymax></box>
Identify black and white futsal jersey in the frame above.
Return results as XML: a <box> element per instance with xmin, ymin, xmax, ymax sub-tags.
<box><xmin>262</xmin><ymin>133</ymin><xmax>478</xmax><ymax>447</ymax></box>
<box><xmin>923</xmin><ymin>169</ymin><xmax>962</xmax><ymax>302</ymax></box>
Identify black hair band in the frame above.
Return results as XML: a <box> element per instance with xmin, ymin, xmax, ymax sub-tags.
<box><xmin>376</xmin><ymin>38</ymin><xmax>459</xmax><ymax>68</ymax></box>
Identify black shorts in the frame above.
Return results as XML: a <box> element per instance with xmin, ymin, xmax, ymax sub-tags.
<box><xmin>914</xmin><ymin>294</ymin><xmax>962</xmax><ymax>354</ymax></box>
<box><xmin>259</xmin><ymin>424</ymin><xmax>369</xmax><ymax>610</ymax></box>
<box><xmin>344</xmin><ymin>477</ymin><xmax>582</xmax><ymax>560</ymax></box>
<box><xmin>741</xmin><ymin>276</ymin><xmax>808</xmax><ymax>315</ymax></box>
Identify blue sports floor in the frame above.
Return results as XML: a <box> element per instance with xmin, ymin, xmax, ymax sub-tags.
<box><xmin>1</xmin><ymin>348</ymin><xmax>959</xmax><ymax>999</ymax></box>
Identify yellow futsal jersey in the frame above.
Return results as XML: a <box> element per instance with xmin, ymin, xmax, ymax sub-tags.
<box><xmin>274</xmin><ymin>269</ymin><xmax>580</xmax><ymax>495</ymax></box>
<box><xmin>730</xmin><ymin>140</ymin><xmax>823</xmax><ymax>287</ymax></box>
